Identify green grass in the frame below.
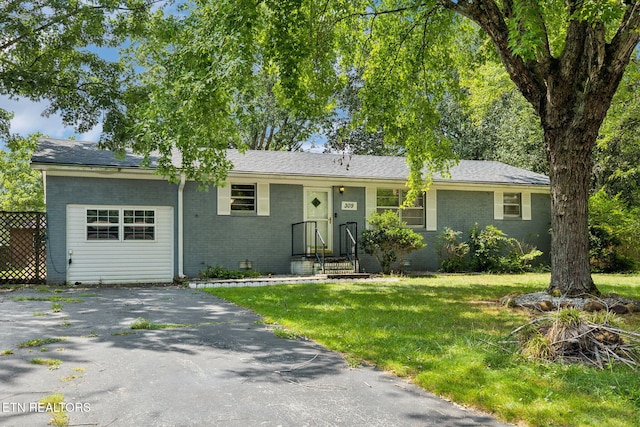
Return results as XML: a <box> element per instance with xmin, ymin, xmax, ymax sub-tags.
<box><xmin>17</xmin><ymin>337</ymin><xmax>67</xmax><ymax>348</ymax></box>
<box><xmin>30</xmin><ymin>358</ymin><xmax>62</xmax><ymax>370</ymax></box>
<box><xmin>39</xmin><ymin>394</ymin><xmax>68</xmax><ymax>427</ymax></box>
<box><xmin>204</xmin><ymin>273</ymin><xmax>640</xmax><ymax>427</ymax></box>
<box><xmin>129</xmin><ymin>317</ymin><xmax>224</xmax><ymax>330</ymax></box>
<box><xmin>129</xmin><ymin>317</ymin><xmax>192</xmax><ymax>330</ymax></box>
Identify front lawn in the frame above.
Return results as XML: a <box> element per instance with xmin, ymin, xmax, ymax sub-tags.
<box><xmin>204</xmin><ymin>273</ymin><xmax>640</xmax><ymax>427</ymax></box>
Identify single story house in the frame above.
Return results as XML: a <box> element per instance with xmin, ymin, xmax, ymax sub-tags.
<box><xmin>31</xmin><ymin>137</ymin><xmax>551</xmax><ymax>285</ymax></box>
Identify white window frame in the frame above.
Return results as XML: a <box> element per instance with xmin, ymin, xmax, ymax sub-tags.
<box><xmin>123</xmin><ymin>209</ymin><xmax>156</xmax><ymax>241</ymax></box>
<box><xmin>494</xmin><ymin>191</ymin><xmax>531</xmax><ymax>221</ymax></box>
<box><xmin>503</xmin><ymin>192</ymin><xmax>522</xmax><ymax>218</ymax></box>
<box><xmin>367</xmin><ymin>187</ymin><xmax>436</xmax><ymax>230</ymax></box>
<box><xmin>218</xmin><ymin>181</ymin><xmax>270</xmax><ymax>216</ymax></box>
<box><xmin>85</xmin><ymin>208</ymin><xmax>156</xmax><ymax>242</ymax></box>
<box><xmin>375</xmin><ymin>188</ymin><xmax>425</xmax><ymax>228</ymax></box>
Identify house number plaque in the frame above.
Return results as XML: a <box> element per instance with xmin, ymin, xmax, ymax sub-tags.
<box><xmin>341</xmin><ymin>201</ymin><xmax>357</xmax><ymax>211</ymax></box>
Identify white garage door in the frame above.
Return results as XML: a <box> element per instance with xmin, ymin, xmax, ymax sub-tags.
<box><xmin>66</xmin><ymin>205</ymin><xmax>174</xmax><ymax>284</ymax></box>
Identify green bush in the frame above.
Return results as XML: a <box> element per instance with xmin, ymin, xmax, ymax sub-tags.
<box><xmin>360</xmin><ymin>210</ymin><xmax>426</xmax><ymax>274</ymax></box>
<box><xmin>468</xmin><ymin>224</ymin><xmax>509</xmax><ymax>272</ymax></box>
<box><xmin>437</xmin><ymin>224</ymin><xmax>542</xmax><ymax>273</ymax></box>
<box><xmin>198</xmin><ymin>265</ymin><xmax>261</xmax><ymax>280</ymax></box>
<box><xmin>436</xmin><ymin>227</ymin><xmax>469</xmax><ymax>272</ymax></box>
<box><xmin>588</xmin><ymin>189</ymin><xmax>638</xmax><ymax>272</ymax></box>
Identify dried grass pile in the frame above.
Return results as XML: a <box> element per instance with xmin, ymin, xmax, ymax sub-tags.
<box><xmin>512</xmin><ymin>308</ymin><xmax>640</xmax><ymax>369</ymax></box>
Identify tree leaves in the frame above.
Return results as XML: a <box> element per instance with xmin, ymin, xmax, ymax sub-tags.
<box><xmin>0</xmin><ymin>1</ymin><xmax>153</xmax><ymax>136</ymax></box>
<box><xmin>0</xmin><ymin>134</ymin><xmax>44</xmax><ymax>212</ymax></box>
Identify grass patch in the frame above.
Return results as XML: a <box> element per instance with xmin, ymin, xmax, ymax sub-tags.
<box><xmin>1</xmin><ymin>349</ymin><xmax>13</xmax><ymax>356</ymax></box>
<box><xmin>39</xmin><ymin>394</ymin><xmax>68</xmax><ymax>427</ymax></box>
<box><xmin>18</xmin><ymin>337</ymin><xmax>66</xmax><ymax>348</ymax></box>
<box><xmin>128</xmin><ymin>318</ymin><xmax>225</xmax><ymax>331</ymax></box>
<box><xmin>51</xmin><ymin>303</ymin><xmax>63</xmax><ymax>312</ymax></box>
<box><xmin>30</xmin><ymin>358</ymin><xmax>62</xmax><ymax>370</ymax></box>
<box><xmin>112</xmin><ymin>330</ymin><xmax>137</xmax><ymax>336</ymax></box>
<box><xmin>32</xmin><ymin>312</ymin><xmax>45</xmax><ymax>316</ymax></box>
<box><xmin>204</xmin><ymin>273</ymin><xmax>640</xmax><ymax>427</ymax></box>
<box><xmin>272</xmin><ymin>327</ymin><xmax>299</xmax><ymax>339</ymax></box>
<box><xmin>129</xmin><ymin>317</ymin><xmax>192</xmax><ymax>330</ymax></box>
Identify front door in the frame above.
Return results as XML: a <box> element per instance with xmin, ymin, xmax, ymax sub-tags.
<box><xmin>304</xmin><ymin>188</ymin><xmax>332</xmax><ymax>253</ymax></box>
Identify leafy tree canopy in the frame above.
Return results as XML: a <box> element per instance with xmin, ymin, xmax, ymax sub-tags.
<box><xmin>0</xmin><ymin>1</ymin><xmax>154</xmax><ymax>141</ymax></box>
<box><xmin>0</xmin><ymin>133</ymin><xmax>45</xmax><ymax>212</ymax></box>
<box><xmin>91</xmin><ymin>0</ymin><xmax>640</xmax><ymax>296</ymax></box>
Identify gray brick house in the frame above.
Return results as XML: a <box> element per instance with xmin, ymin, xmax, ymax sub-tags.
<box><xmin>32</xmin><ymin>138</ymin><xmax>551</xmax><ymax>284</ymax></box>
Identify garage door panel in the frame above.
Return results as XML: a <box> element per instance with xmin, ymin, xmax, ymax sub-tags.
<box><xmin>66</xmin><ymin>205</ymin><xmax>174</xmax><ymax>284</ymax></box>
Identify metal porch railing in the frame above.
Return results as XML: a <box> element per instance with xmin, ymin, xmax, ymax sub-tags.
<box><xmin>291</xmin><ymin>221</ymin><xmax>326</xmax><ymax>273</ymax></box>
<box><xmin>339</xmin><ymin>222</ymin><xmax>358</xmax><ymax>272</ymax></box>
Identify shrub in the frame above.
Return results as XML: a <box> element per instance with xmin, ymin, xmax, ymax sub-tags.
<box><xmin>198</xmin><ymin>265</ymin><xmax>261</xmax><ymax>280</ymax></box>
<box><xmin>588</xmin><ymin>189</ymin><xmax>638</xmax><ymax>272</ymax></box>
<box><xmin>441</xmin><ymin>223</ymin><xmax>542</xmax><ymax>273</ymax></box>
<box><xmin>436</xmin><ymin>227</ymin><xmax>469</xmax><ymax>272</ymax></box>
<box><xmin>360</xmin><ymin>210</ymin><xmax>426</xmax><ymax>274</ymax></box>
<box><xmin>468</xmin><ymin>223</ymin><xmax>511</xmax><ymax>272</ymax></box>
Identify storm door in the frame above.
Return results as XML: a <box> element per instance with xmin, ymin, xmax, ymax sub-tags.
<box><xmin>304</xmin><ymin>188</ymin><xmax>333</xmax><ymax>253</ymax></box>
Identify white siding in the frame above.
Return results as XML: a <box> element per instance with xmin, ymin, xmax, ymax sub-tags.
<box><xmin>66</xmin><ymin>205</ymin><xmax>174</xmax><ymax>284</ymax></box>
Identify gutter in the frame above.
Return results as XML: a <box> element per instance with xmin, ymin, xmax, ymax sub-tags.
<box><xmin>178</xmin><ymin>173</ymin><xmax>186</xmax><ymax>279</ymax></box>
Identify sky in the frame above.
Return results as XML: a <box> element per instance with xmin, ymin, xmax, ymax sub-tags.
<box><xmin>1</xmin><ymin>95</ymin><xmax>101</xmax><ymax>151</ymax></box>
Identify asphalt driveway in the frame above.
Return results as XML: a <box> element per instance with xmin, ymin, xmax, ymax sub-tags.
<box><xmin>0</xmin><ymin>286</ymin><xmax>511</xmax><ymax>426</ymax></box>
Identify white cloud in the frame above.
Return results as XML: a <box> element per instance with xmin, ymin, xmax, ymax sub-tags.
<box><xmin>1</xmin><ymin>95</ymin><xmax>102</xmax><ymax>150</ymax></box>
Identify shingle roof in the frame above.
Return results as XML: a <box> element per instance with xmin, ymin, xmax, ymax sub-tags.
<box><xmin>32</xmin><ymin>137</ymin><xmax>549</xmax><ymax>186</ymax></box>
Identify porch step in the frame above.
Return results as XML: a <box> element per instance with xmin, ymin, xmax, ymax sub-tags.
<box><xmin>320</xmin><ymin>257</ymin><xmax>359</xmax><ymax>275</ymax></box>
<box><xmin>290</xmin><ymin>256</ymin><xmax>360</xmax><ymax>276</ymax></box>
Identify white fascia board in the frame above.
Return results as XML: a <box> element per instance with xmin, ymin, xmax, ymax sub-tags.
<box><xmin>226</xmin><ymin>172</ymin><xmax>550</xmax><ymax>194</ymax></box>
<box><xmin>34</xmin><ymin>166</ymin><xmax>168</xmax><ymax>181</ymax></box>
<box><xmin>37</xmin><ymin>165</ymin><xmax>550</xmax><ymax>194</ymax></box>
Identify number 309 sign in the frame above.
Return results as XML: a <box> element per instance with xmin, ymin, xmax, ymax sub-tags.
<box><xmin>341</xmin><ymin>201</ymin><xmax>357</xmax><ymax>211</ymax></box>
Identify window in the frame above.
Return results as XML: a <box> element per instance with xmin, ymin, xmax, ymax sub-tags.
<box><xmin>124</xmin><ymin>210</ymin><xmax>155</xmax><ymax>240</ymax></box>
<box><xmin>503</xmin><ymin>193</ymin><xmax>522</xmax><ymax>218</ymax></box>
<box><xmin>230</xmin><ymin>184</ymin><xmax>256</xmax><ymax>212</ymax></box>
<box><xmin>86</xmin><ymin>208</ymin><xmax>156</xmax><ymax>241</ymax></box>
<box><xmin>376</xmin><ymin>188</ymin><xmax>424</xmax><ymax>227</ymax></box>
<box><xmin>86</xmin><ymin>209</ymin><xmax>119</xmax><ymax>240</ymax></box>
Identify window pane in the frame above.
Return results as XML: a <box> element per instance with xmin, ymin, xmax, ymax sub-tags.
<box><xmin>376</xmin><ymin>207</ymin><xmax>399</xmax><ymax>215</ymax></box>
<box><xmin>123</xmin><ymin>210</ymin><xmax>155</xmax><ymax>240</ymax></box>
<box><xmin>231</xmin><ymin>184</ymin><xmax>256</xmax><ymax>212</ymax></box>
<box><xmin>402</xmin><ymin>208</ymin><xmax>424</xmax><ymax>226</ymax></box>
<box><xmin>87</xmin><ymin>226</ymin><xmax>119</xmax><ymax>240</ymax></box>
<box><xmin>87</xmin><ymin>209</ymin><xmax>119</xmax><ymax>240</ymax></box>
<box><xmin>503</xmin><ymin>193</ymin><xmax>521</xmax><ymax>217</ymax></box>
<box><xmin>504</xmin><ymin>205</ymin><xmax>521</xmax><ymax>216</ymax></box>
<box><xmin>404</xmin><ymin>192</ymin><xmax>424</xmax><ymax>208</ymax></box>
<box><xmin>124</xmin><ymin>226</ymin><xmax>155</xmax><ymax>240</ymax></box>
<box><xmin>377</xmin><ymin>188</ymin><xmax>399</xmax><ymax>207</ymax></box>
<box><xmin>503</xmin><ymin>193</ymin><xmax>521</xmax><ymax>204</ymax></box>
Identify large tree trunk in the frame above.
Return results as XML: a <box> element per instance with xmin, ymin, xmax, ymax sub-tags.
<box><xmin>544</xmin><ymin>122</ymin><xmax>599</xmax><ymax>297</ymax></box>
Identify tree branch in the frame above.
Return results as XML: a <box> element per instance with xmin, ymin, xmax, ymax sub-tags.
<box><xmin>442</xmin><ymin>0</ymin><xmax>547</xmax><ymax>114</ymax></box>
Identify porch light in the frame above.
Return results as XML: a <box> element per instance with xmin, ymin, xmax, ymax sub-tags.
<box><xmin>339</xmin><ymin>186</ymin><xmax>345</xmax><ymax>194</ymax></box>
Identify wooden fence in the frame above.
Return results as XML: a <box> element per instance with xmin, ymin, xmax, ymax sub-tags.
<box><xmin>0</xmin><ymin>212</ymin><xmax>46</xmax><ymax>284</ymax></box>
